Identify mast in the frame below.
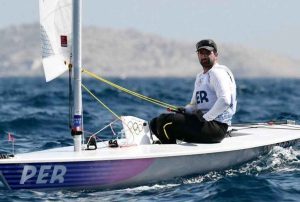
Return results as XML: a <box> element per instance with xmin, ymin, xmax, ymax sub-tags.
<box><xmin>72</xmin><ymin>0</ymin><xmax>83</xmax><ymax>152</ymax></box>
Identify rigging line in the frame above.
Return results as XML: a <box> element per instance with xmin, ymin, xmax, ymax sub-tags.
<box><xmin>231</xmin><ymin>125</ymin><xmax>300</xmax><ymax>131</ymax></box>
<box><xmin>274</xmin><ymin>124</ymin><xmax>300</xmax><ymax>129</ymax></box>
<box><xmin>109</xmin><ymin>122</ymin><xmax>117</xmax><ymax>136</ymax></box>
<box><xmin>81</xmin><ymin>84</ymin><xmax>140</xmax><ymax>138</ymax></box>
<box><xmin>68</xmin><ymin>63</ymin><xmax>73</xmax><ymax>129</ymax></box>
<box><xmin>91</xmin><ymin>119</ymin><xmax>119</xmax><ymax>136</ymax></box>
<box><xmin>232</xmin><ymin>121</ymin><xmax>297</xmax><ymax>126</ymax></box>
<box><xmin>83</xmin><ymin>68</ymin><xmax>177</xmax><ymax>109</ymax></box>
<box><xmin>81</xmin><ymin>83</ymin><xmax>121</xmax><ymax>120</ymax></box>
<box><xmin>82</xmin><ymin>69</ymin><xmax>177</xmax><ymax>110</ymax></box>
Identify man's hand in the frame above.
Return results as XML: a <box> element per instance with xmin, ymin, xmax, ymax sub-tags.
<box><xmin>167</xmin><ymin>107</ymin><xmax>186</xmax><ymax>114</ymax></box>
<box><xmin>176</xmin><ymin>107</ymin><xmax>186</xmax><ymax>114</ymax></box>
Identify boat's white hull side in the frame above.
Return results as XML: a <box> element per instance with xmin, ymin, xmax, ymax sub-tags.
<box><xmin>0</xmin><ymin>124</ymin><xmax>299</xmax><ymax>190</ymax></box>
<box><xmin>118</xmin><ymin>147</ymin><xmax>262</xmax><ymax>188</ymax></box>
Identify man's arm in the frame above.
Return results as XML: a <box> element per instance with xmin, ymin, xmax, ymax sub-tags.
<box><xmin>203</xmin><ymin>69</ymin><xmax>232</xmax><ymax>121</ymax></box>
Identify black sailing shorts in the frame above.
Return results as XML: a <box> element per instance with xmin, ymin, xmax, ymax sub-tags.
<box><xmin>150</xmin><ymin>110</ymin><xmax>228</xmax><ymax>144</ymax></box>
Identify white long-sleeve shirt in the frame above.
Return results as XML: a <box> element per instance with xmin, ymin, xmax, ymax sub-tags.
<box><xmin>185</xmin><ymin>63</ymin><xmax>237</xmax><ymax>125</ymax></box>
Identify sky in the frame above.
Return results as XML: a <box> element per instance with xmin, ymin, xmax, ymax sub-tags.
<box><xmin>0</xmin><ymin>0</ymin><xmax>299</xmax><ymax>59</ymax></box>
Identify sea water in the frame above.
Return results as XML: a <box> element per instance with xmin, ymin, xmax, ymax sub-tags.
<box><xmin>0</xmin><ymin>77</ymin><xmax>299</xmax><ymax>201</ymax></box>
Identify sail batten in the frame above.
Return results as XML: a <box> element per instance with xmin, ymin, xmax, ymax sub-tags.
<box><xmin>39</xmin><ymin>0</ymin><xmax>72</xmax><ymax>82</ymax></box>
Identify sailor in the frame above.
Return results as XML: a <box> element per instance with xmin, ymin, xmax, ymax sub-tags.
<box><xmin>150</xmin><ymin>39</ymin><xmax>237</xmax><ymax>144</ymax></box>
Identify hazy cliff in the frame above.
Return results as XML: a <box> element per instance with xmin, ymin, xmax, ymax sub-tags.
<box><xmin>0</xmin><ymin>24</ymin><xmax>299</xmax><ymax>78</ymax></box>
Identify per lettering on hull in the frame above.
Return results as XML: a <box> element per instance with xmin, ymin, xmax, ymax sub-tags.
<box><xmin>20</xmin><ymin>165</ymin><xmax>67</xmax><ymax>185</ymax></box>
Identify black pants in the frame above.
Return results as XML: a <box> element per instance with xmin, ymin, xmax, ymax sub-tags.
<box><xmin>150</xmin><ymin>111</ymin><xmax>228</xmax><ymax>144</ymax></box>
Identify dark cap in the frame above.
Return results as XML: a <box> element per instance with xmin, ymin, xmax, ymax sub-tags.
<box><xmin>196</xmin><ymin>39</ymin><xmax>217</xmax><ymax>52</ymax></box>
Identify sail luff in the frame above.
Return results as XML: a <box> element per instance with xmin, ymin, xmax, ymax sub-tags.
<box><xmin>72</xmin><ymin>0</ymin><xmax>83</xmax><ymax>152</ymax></box>
<box><xmin>39</xmin><ymin>0</ymin><xmax>72</xmax><ymax>82</ymax></box>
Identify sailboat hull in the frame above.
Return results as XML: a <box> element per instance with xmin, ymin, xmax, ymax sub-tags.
<box><xmin>0</xmin><ymin>124</ymin><xmax>299</xmax><ymax>190</ymax></box>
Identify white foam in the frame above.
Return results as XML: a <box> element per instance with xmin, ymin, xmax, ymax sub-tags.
<box><xmin>121</xmin><ymin>183</ymin><xmax>180</xmax><ymax>192</ymax></box>
<box><xmin>182</xmin><ymin>145</ymin><xmax>300</xmax><ymax>185</ymax></box>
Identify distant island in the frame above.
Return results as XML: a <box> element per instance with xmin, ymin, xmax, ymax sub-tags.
<box><xmin>0</xmin><ymin>24</ymin><xmax>299</xmax><ymax>78</ymax></box>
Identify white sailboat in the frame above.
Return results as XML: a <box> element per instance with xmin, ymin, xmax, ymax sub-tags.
<box><xmin>0</xmin><ymin>0</ymin><xmax>299</xmax><ymax>190</ymax></box>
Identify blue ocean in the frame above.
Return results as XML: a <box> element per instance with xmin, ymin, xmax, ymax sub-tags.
<box><xmin>0</xmin><ymin>77</ymin><xmax>299</xmax><ymax>201</ymax></box>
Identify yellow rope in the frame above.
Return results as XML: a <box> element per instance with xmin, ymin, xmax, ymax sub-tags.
<box><xmin>81</xmin><ymin>84</ymin><xmax>121</xmax><ymax>120</ymax></box>
<box><xmin>82</xmin><ymin>84</ymin><xmax>139</xmax><ymax>138</ymax></box>
<box><xmin>82</xmin><ymin>69</ymin><xmax>177</xmax><ymax>110</ymax></box>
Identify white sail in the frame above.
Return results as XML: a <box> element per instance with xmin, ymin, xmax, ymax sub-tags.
<box><xmin>39</xmin><ymin>0</ymin><xmax>72</xmax><ymax>82</ymax></box>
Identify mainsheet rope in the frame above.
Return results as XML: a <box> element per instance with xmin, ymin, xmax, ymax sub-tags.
<box><xmin>82</xmin><ymin>69</ymin><xmax>178</xmax><ymax>111</ymax></box>
<box><xmin>81</xmin><ymin>83</ymin><xmax>141</xmax><ymax>140</ymax></box>
<box><xmin>81</xmin><ymin>68</ymin><xmax>178</xmax><ymax>142</ymax></box>
<box><xmin>81</xmin><ymin>84</ymin><xmax>121</xmax><ymax>120</ymax></box>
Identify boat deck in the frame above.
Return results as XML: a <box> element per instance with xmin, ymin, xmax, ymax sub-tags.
<box><xmin>1</xmin><ymin>124</ymin><xmax>300</xmax><ymax>163</ymax></box>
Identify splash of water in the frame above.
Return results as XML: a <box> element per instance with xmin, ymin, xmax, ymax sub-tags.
<box><xmin>182</xmin><ymin>145</ymin><xmax>300</xmax><ymax>185</ymax></box>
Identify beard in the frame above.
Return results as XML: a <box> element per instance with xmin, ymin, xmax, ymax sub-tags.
<box><xmin>200</xmin><ymin>58</ymin><xmax>214</xmax><ymax>69</ymax></box>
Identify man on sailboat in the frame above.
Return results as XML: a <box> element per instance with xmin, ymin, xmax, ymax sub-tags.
<box><xmin>150</xmin><ymin>39</ymin><xmax>237</xmax><ymax>144</ymax></box>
